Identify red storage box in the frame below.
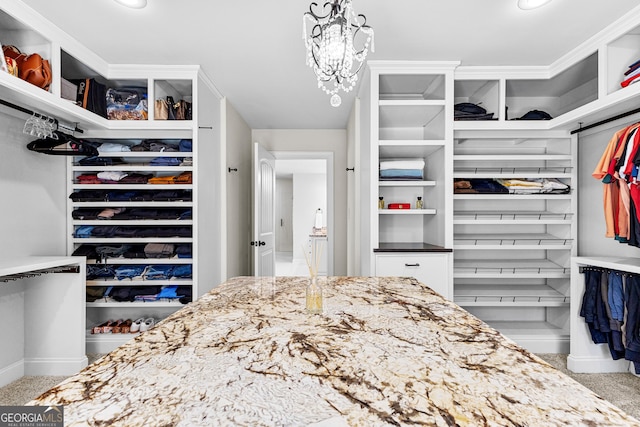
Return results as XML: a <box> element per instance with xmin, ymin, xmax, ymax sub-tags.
<box><xmin>388</xmin><ymin>203</ymin><xmax>411</xmax><ymax>209</ymax></box>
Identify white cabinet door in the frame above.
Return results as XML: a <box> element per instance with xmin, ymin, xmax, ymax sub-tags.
<box><xmin>375</xmin><ymin>253</ymin><xmax>451</xmax><ymax>299</ymax></box>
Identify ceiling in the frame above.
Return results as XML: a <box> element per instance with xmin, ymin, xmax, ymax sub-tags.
<box><xmin>17</xmin><ymin>0</ymin><xmax>640</xmax><ymax>130</ymax></box>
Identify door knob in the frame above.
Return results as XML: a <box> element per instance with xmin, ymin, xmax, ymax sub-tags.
<box><xmin>250</xmin><ymin>241</ymin><xmax>266</xmax><ymax>246</ymax></box>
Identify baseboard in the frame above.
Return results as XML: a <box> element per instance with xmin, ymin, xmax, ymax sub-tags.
<box><xmin>566</xmin><ymin>354</ymin><xmax>630</xmax><ymax>373</ymax></box>
<box><xmin>0</xmin><ymin>359</ymin><xmax>25</xmax><ymax>388</ymax></box>
<box><xmin>24</xmin><ymin>356</ymin><xmax>88</xmax><ymax>376</ymax></box>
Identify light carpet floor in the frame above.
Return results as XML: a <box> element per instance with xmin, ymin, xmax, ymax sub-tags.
<box><xmin>1</xmin><ymin>354</ymin><xmax>638</xmax><ymax>421</ymax></box>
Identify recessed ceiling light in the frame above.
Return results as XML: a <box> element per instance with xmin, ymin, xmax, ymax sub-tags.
<box><xmin>518</xmin><ymin>0</ymin><xmax>552</xmax><ymax>10</ymax></box>
<box><xmin>114</xmin><ymin>0</ymin><xmax>147</xmax><ymax>9</ymax></box>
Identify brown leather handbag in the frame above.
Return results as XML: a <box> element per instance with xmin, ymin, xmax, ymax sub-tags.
<box><xmin>3</xmin><ymin>45</ymin><xmax>52</xmax><ymax>90</ymax></box>
<box><xmin>20</xmin><ymin>53</ymin><xmax>52</xmax><ymax>90</ymax></box>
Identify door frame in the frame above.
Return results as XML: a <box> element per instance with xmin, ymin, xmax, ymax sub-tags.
<box><xmin>272</xmin><ymin>151</ymin><xmax>335</xmax><ymax>276</ymax></box>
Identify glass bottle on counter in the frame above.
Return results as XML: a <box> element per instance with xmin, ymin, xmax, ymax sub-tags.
<box><xmin>306</xmin><ymin>276</ymin><xmax>323</xmax><ymax>314</ymax></box>
<box><xmin>378</xmin><ymin>196</ymin><xmax>384</xmax><ymax>209</ymax></box>
<box><xmin>416</xmin><ymin>196</ymin><xmax>423</xmax><ymax>209</ymax></box>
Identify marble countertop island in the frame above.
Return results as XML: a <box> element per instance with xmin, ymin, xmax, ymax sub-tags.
<box><xmin>31</xmin><ymin>276</ymin><xmax>639</xmax><ymax>426</ymax></box>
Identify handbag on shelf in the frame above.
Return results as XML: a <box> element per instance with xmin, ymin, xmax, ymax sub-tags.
<box><xmin>154</xmin><ymin>98</ymin><xmax>169</xmax><ymax>120</ymax></box>
<box><xmin>2</xmin><ymin>45</ymin><xmax>52</xmax><ymax>90</ymax></box>
<box><xmin>176</xmin><ymin>99</ymin><xmax>192</xmax><ymax>120</ymax></box>
<box><xmin>166</xmin><ymin>96</ymin><xmax>177</xmax><ymax>120</ymax></box>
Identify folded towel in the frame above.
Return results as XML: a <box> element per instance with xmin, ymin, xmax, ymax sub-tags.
<box><xmin>379</xmin><ymin>159</ymin><xmax>425</xmax><ymax>171</ymax></box>
<box><xmin>380</xmin><ymin>169</ymin><xmax>423</xmax><ymax>179</ymax></box>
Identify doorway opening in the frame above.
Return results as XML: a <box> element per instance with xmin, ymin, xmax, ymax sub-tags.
<box><xmin>273</xmin><ymin>152</ymin><xmax>334</xmax><ymax>277</ymax></box>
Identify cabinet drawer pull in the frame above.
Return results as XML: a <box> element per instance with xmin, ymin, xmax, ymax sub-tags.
<box><xmin>405</xmin><ymin>263</ymin><xmax>420</xmax><ymax>267</ymax></box>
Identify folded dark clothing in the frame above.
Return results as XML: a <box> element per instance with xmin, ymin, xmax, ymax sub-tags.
<box><xmin>72</xmin><ymin>244</ymin><xmax>99</xmax><ymax>259</ymax></box>
<box><xmin>454</xmin><ymin>112</ymin><xmax>495</xmax><ymax>121</ymax></box>
<box><xmin>179</xmin><ymin>139</ymin><xmax>192</xmax><ymax>152</ymax></box>
<box><xmin>118</xmin><ymin>173</ymin><xmax>153</xmax><ymax>184</ymax></box>
<box><xmin>175</xmin><ymin>244</ymin><xmax>192</xmax><ymax>257</ymax></box>
<box><xmin>123</xmin><ymin>244</ymin><xmax>147</xmax><ymax>259</ymax></box>
<box><xmin>468</xmin><ymin>178</ymin><xmax>509</xmax><ymax>193</ymax></box>
<box><xmin>149</xmin><ymin>142</ymin><xmax>178</xmax><ymax>152</ymax></box>
<box><xmin>176</xmin><ymin>286</ymin><xmax>192</xmax><ymax>304</ymax></box>
<box><xmin>72</xmin><ymin>208</ymin><xmax>103</xmax><ymax>220</ymax></box>
<box><xmin>177</xmin><ymin>209</ymin><xmax>192</xmax><ymax>220</ymax></box>
<box><xmin>144</xmin><ymin>243</ymin><xmax>175</xmax><ymax>258</ymax></box>
<box><xmin>149</xmin><ymin>157</ymin><xmax>182</xmax><ymax>166</ymax></box>
<box><xmin>130</xmin><ymin>140</ymin><xmax>152</xmax><ymax>151</ymax></box>
<box><xmin>132</xmin><ymin>227</ymin><xmax>192</xmax><ymax>238</ymax></box>
<box><xmin>86</xmin><ymin>286</ymin><xmax>108</xmax><ymax>302</ymax></box>
<box><xmin>123</xmin><ymin>208</ymin><xmax>159</xmax><ymax>219</ymax></box>
<box><xmin>114</xmin><ymin>265</ymin><xmax>146</xmax><ymax>280</ymax></box>
<box><xmin>109</xmin><ymin>286</ymin><xmax>162</xmax><ymax>302</ymax></box>
<box><xmin>69</xmin><ymin>190</ymin><xmax>108</xmax><ymax>202</ymax></box>
<box><xmin>146</xmin><ymin>190</ymin><xmax>193</xmax><ymax>201</ymax></box>
<box><xmin>74</xmin><ymin>226</ymin><xmax>95</xmax><ymax>238</ymax></box>
<box><xmin>144</xmin><ymin>265</ymin><xmax>174</xmax><ymax>280</ymax></box>
<box><xmin>107</xmin><ymin>191</ymin><xmax>139</xmax><ymax>201</ymax></box>
<box><xmin>78</xmin><ymin>156</ymin><xmax>126</xmax><ymax>166</ymax></box>
<box><xmin>86</xmin><ymin>264</ymin><xmax>116</xmax><ymax>280</ymax></box>
<box><xmin>91</xmin><ymin>226</ymin><xmax>119</xmax><ymax>237</ymax></box>
<box><xmin>171</xmin><ymin>264</ymin><xmax>192</xmax><ymax>278</ymax></box>
<box><xmin>95</xmin><ymin>244</ymin><xmax>132</xmax><ymax>258</ymax></box>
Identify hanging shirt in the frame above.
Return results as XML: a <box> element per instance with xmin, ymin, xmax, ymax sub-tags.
<box><xmin>593</xmin><ymin>127</ymin><xmax>631</xmax><ymax>238</ymax></box>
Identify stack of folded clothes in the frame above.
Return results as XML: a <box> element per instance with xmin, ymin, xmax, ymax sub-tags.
<box><xmin>379</xmin><ymin>159</ymin><xmax>425</xmax><ymax>181</ymax></box>
<box><xmin>144</xmin><ymin>243</ymin><xmax>175</xmax><ymax>258</ymax></box>
<box><xmin>454</xmin><ymin>178</ymin><xmax>508</xmax><ymax>194</ymax></box>
<box><xmin>621</xmin><ymin>58</ymin><xmax>640</xmax><ymax>88</ymax></box>
<box><xmin>69</xmin><ymin>189</ymin><xmax>193</xmax><ymax>202</ymax></box>
<box><xmin>454</xmin><ymin>178</ymin><xmax>570</xmax><ymax>194</ymax></box>
<box><xmin>74</xmin><ymin>225</ymin><xmax>191</xmax><ymax>238</ymax></box>
<box><xmin>495</xmin><ymin>178</ymin><xmax>570</xmax><ymax>194</ymax></box>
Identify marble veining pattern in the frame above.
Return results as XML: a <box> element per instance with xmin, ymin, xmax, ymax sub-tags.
<box><xmin>31</xmin><ymin>276</ymin><xmax>640</xmax><ymax>426</ymax></box>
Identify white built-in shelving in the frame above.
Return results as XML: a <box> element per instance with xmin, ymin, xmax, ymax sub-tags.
<box><xmin>0</xmin><ymin>2</ymin><xmax>223</xmax><ymax>354</ymax></box>
<box><xmin>452</xmin><ymin>131</ymin><xmax>576</xmax><ymax>353</ymax></box>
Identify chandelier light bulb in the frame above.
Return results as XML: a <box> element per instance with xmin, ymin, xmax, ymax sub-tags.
<box><xmin>114</xmin><ymin>0</ymin><xmax>147</xmax><ymax>9</ymax></box>
<box><xmin>517</xmin><ymin>0</ymin><xmax>552</xmax><ymax>10</ymax></box>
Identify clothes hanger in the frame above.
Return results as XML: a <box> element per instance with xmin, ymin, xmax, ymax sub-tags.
<box><xmin>27</xmin><ymin>130</ymin><xmax>99</xmax><ymax>156</ymax></box>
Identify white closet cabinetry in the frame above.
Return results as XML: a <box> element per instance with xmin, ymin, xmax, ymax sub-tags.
<box><xmin>0</xmin><ymin>3</ymin><xmax>224</xmax><ymax>354</ymax></box>
<box><xmin>453</xmin><ymin>130</ymin><xmax>576</xmax><ymax>353</ymax></box>
<box><xmin>367</xmin><ymin>62</ymin><xmax>457</xmax><ymax>300</ymax></box>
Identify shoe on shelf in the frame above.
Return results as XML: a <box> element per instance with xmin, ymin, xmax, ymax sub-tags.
<box><xmin>91</xmin><ymin>320</ymin><xmax>113</xmax><ymax>335</ymax></box>
<box><xmin>140</xmin><ymin>318</ymin><xmax>155</xmax><ymax>332</ymax></box>
<box><xmin>119</xmin><ymin>319</ymin><xmax>133</xmax><ymax>334</ymax></box>
<box><xmin>130</xmin><ymin>317</ymin><xmax>145</xmax><ymax>333</ymax></box>
<box><xmin>111</xmin><ymin>319</ymin><xmax>125</xmax><ymax>334</ymax></box>
<box><xmin>101</xmin><ymin>320</ymin><xmax>116</xmax><ymax>334</ymax></box>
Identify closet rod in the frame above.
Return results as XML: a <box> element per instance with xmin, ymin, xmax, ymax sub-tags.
<box><xmin>570</xmin><ymin>106</ymin><xmax>640</xmax><ymax>135</ymax></box>
<box><xmin>0</xmin><ymin>98</ymin><xmax>84</xmax><ymax>134</ymax></box>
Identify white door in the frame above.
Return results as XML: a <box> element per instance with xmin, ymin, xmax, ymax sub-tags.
<box><xmin>252</xmin><ymin>142</ymin><xmax>276</xmax><ymax>276</ymax></box>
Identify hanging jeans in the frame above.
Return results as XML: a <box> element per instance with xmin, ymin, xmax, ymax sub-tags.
<box><xmin>625</xmin><ymin>275</ymin><xmax>640</xmax><ymax>373</ymax></box>
<box><xmin>580</xmin><ymin>269</ymin><xmax>609</xmax><ymax>344</ymax></box>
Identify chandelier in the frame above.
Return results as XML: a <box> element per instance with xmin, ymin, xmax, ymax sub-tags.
<box><xmin>303</xmin><ymin>0</ymin><xmax>374</xmax><ymax>107</ymax></box>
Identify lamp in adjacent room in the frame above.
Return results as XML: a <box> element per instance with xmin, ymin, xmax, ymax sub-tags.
<box><xmin>517</xmin><ymin>0</ymin><xmax>552</xmax><ymax>10</ymax></box>
<box><xmin>114</xmin><ymin>0</ymin><xmax>147</xmax><ymax>9</ymax></box>
<box><xmin>303</xmin><ymin>0</ymin><xmax>374</xmax><ymax>107</ymax></box>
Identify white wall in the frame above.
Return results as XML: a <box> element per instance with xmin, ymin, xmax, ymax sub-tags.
<box><xmin>0</xmin><ymin>112</ymin><xmax>67</xmax><ymax>257</ymax></box>
<box><xmin>224</xmin><ymin>99</ymin><xmax>252</xmax><ymax>279</ymax></box>
<box><xmin>252</xmin><ymin>129</ymin><xmax>348</xmax><ymax>275</ymax></box>
<box><xmin>197</xmin><ymin>77</ymin><xmax>224</xmax><ymax>294</ymax></box>
<box><xmin>292</xmin><ymin>173</ymin><xmax>326</xmax><ymax>262</ymax></box>
<box><xmin>0</xmin><ymin>110</ymin><xmax>66</xmax><ymax>374</ymax></box>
